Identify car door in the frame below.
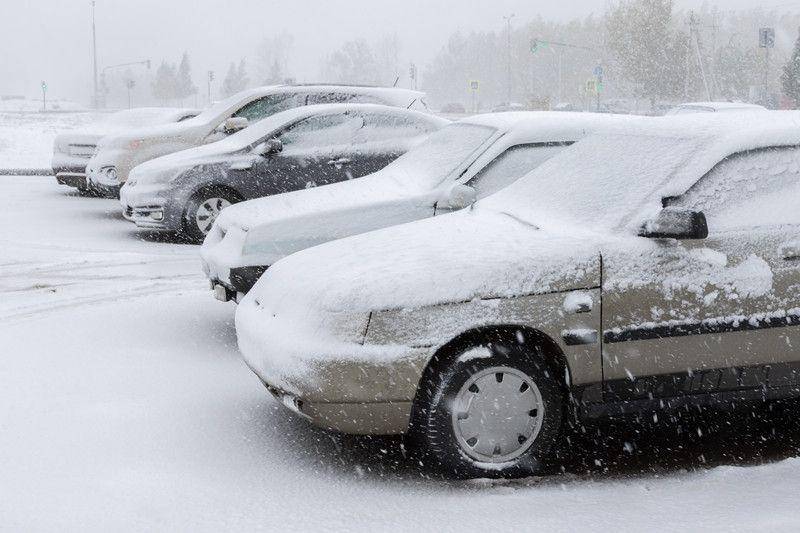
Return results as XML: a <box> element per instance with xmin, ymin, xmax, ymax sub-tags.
<box><xmin>602</xmin><ymin>146</ymin><xmax>800</xmax><ymax>403</ymax></box>
<box><xmin>330</xmin><ymin>111</ymin><xmax>439</xmax><ymax>182</ymax></box>
<box><xmin>234</xmin><ymin>111</ymin><xmax>364</xmax><ymax>198</ymax></box>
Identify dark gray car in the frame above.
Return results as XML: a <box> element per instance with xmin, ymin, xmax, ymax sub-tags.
<box><xmin>120</xmin><ymin>104</ymin><xmax>448</xmax><ymax>242</ymax></box>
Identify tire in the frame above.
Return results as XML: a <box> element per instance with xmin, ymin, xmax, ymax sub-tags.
<box><xmin>181</xmin><ymin>187</ymin><xmax>240</xmax><ymax>244</ymax></box>
<box><xmin>413</xmin><ymin>341</ymin><xmax>564</xmax><ymax>479</ymax></box>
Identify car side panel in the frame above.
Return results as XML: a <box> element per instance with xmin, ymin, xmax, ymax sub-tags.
<box><xmin>365</xmin><ymin>287</ymin><xmax>603</xmax><ymax>390</ymax></box>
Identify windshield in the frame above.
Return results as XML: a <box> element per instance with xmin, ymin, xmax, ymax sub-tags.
<box><xmin>186</xmin><ymin>92</ymin><xmax>257</xmax><ymax>126</ymax></box>
<box><xmin>380</xmin><ymin>123</ymin><xmax>496</xmax><ymax>190</ymax></box>
<box><xmin>482</xmin><ymin>133</ymin><xmax>703</xmax><ymax>231</ymax></box>
<box><xmin>101</xmin><ymin>108</ymin><xmax>183</xmax><ymax>128</ymax></box>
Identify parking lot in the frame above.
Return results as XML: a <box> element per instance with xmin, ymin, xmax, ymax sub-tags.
<box><xmin>1</xmin><ymin>175</ymin><xmax>800</xmax><ymax>531</ymax></box>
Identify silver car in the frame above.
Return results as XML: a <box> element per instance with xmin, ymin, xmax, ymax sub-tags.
<box><xmin>236</xmin><ymin>112</ymin><xmax>800</xmax><ymax>478</ymax></box>
<box><xmin>85</xmin><ymin>85</ymin><xmax>427</xmax><ymax>196</ymax></box>
<box><xmin>52</xmin><ymin>107</ymin><xmax>199</xmax><ymax>193</ymax></box>
<box><xmin>201</xmin><ymin>112</ymin><xmax>634</xmax><ymax>301</ymax></box>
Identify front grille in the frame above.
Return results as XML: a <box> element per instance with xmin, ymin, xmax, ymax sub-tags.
<box><xmin>68</xmin><ymin>144</ymin><xmax>97</xmax><ymax>158</ymax></box>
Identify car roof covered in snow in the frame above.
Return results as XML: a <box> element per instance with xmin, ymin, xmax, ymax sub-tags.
<box><xmin>669</xmin><ymin>101</ymin><xmax>767</xmax><ymax>113</ymax></box>
<box><xmin>133</xmin><ymin>103</ymin><xmax>446</xmax><ymax>174</ymax></box>
<box><xmin>457</xmin><ymin>111</ymin><xmax>639</xmax><ymax>143</ymax></box>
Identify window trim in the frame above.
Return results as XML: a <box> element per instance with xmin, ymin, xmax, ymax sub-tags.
<box><xmin>464</xmin><ymin>141</ymin><xmax>575</xmax><ymax>188</ymax></box>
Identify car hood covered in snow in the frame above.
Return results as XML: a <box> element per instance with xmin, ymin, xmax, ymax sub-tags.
<box><xmin>243</xmin><ymin>207</ymin><xmax>601</xmax><ymax>317</ymax></box>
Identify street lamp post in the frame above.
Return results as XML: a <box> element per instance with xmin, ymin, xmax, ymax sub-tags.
<box><xmin>503</xmin><ymin>14</ymin><xmax>515</xmax><ymax>105</ymax></box>
<box><xmin>91</xmin><ymin>1</ymin><xmax>99</xmax><ymax>108</ymax></box>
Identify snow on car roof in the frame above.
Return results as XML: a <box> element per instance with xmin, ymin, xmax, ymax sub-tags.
<box><xmin>483</xmin><ymin>111</ymin><xmax>800</xmax><ymax>232</ymax></box>
<box><xmin>459</xmin><ymin>111</ymin><xmax>639</xmax><ymax>142</ymax></box>
<box><xmin>134</xmin><ymin>103</ymin><xmax>442</xmax><ymax>174</ymax></box>
<box><xmin>677</xmin><ymin>102</ymin><xmax>767</xmax><ymax>111</ymax></box>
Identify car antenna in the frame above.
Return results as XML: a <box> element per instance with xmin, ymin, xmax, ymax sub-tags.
<box><xmin>406</xmin><ymin>98</ymin><xmax>417</xmax><ymax>109</ymax></box>
<box><xmin>392</xmin><ymin>76</ymin><xmax>400</xmax><ymax>87</ymax></box>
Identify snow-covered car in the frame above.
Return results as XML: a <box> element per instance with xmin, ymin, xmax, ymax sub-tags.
<box><xmin>52</xmin><ymin>107</ymin><xmax>199</xmax><ymax>193</ymax></box>
<box><xmin>665</xmin><ymin>101</ymin><xmax>767</xmax><ymax>115</ymax></box>
<box><xmin>86</xmin><ymin>85</ymin><xmax>427</xmax><ymax>197</ymax></box>
<box><xmin>201</xmin><ymin>112</ymin><xmax>634</xmax><ymax>301</ymax></box>
<box><xmin>236</xmin><ymin>111</ymin><xmax>800</xmax><ymax>478</ymax></box>
<box><xmin>121</xmin><ymin>104</ymin><xmax>446</xmax><ymax>242</ymax></box>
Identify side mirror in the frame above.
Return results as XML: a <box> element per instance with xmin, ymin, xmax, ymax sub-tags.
<box><xmin>443</xmin><ymin>183</ymin><xmax>478</xmax><ymax>210</ymax></box>
<box><xmin>223</xmin><ymin>117</ymin><xmax>249</xmax><ymax>134</ymax></box>
<box><xmin>639</xmin><ymin>207</ymin><xmax>709</xmax><ymax>240</ymax></box>
<box><xmin>253</xmin><ymin>138</ymin><xmax>283</xmax><ymax>157</ymax></box>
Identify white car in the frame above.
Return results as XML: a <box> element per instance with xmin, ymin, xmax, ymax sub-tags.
<box><xmin>201</xmin><ymin>112</ymin><xmax>635</xmax><ymax>301</ymax></box>
<box><xmin>51</xmin><ymin>107</ymin><xmax>199</xmax><ymax>193</ymax></box>
<box><xmin>235</xmin><ymin>111</ymin><xmax>800</xmax><ymax>478</ymax></box>
<box><xmin>665</xmin><ymin>101</ymin><xmax>767</xmax><ymax>115</ymax></box>
<box><xmin>85</xmin><ymin>85</ymin><xmax>427</xmax><ymax>196</ymax></box>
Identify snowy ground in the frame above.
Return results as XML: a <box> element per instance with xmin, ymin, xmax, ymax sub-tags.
<box><xmin>0</xmin><ymin>111</ymin><xmax>101</xmax><ymax>171</ymax></box>
<box><xmin>3</xmin><ymin>176</ymin><xmax>800</xmax><ymax>532</ymax></box>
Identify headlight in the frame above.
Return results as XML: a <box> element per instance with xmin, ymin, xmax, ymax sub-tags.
<box><xmin>105</xmin><ymin>167</ymin><xmax>118</xmax><ymax>181</ymax></box>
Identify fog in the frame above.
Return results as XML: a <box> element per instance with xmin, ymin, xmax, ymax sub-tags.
<box><xmin>1</xmin><ymin>0</ymin><xmax>797</xmax><ymax>105</ymax></box>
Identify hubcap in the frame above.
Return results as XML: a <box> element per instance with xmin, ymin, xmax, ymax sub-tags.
<box><xmin>451</xmin><ymin>365</ymin><xmax>544</xmax><ymax>464</ymax></box>
<box><xmin>194</xmin><ymin>197</ymin><xmax>231</xmax><ymax>235</ymax></box>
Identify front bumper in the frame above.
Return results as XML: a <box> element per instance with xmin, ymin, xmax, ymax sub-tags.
<box><xmin>256</xmin><ymin>378</ymin><xmax>415</xmax><ymax>436</ymax></box>
<box><xmin>208</xmin><ymin>265</ymin><xmax>269</xmax><ymax>302</ymax></box>
<box><xmin>236</xmin><ymin>295</ymin><xmax>433</xmax><ymax>435</ymax></box>
<box><xmin>55</xmin><ymin>172</ymin><xmax>87</xmax><ymax>189</ymax></box>
<box><xmin>120</xmin><ymin>184</ymin><xmax>184</xmax><ymax>231</ymax></box>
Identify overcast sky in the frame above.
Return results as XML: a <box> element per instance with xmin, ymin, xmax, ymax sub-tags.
<box><xmin>2</xmin><ymin>0</ymin><xmax>799</xmax><ymax>103</ymax></box>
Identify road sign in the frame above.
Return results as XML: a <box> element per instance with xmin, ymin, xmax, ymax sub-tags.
<box><xmin>760</xmin><ymin>27</ymin><xmax>775</xmax><ymax>48</ymax></box>
<box><xmin>586</xmin><ymin>79</ymin><xmax>598</xmax><ymax>94</ymax></box>
<box><xmin>531</xmin><ymin>38</ymin><xmax>551</xmax><ymax>53</ymax></box>
<box><xmin>470</xmin><ymin>80</ymin><xmax>479</xmax><ymax>92</ymax></box>
<box><xmin>593</xmin><ymin>66</ymin><xmax>603</xmax><ymax>78</ymax></box>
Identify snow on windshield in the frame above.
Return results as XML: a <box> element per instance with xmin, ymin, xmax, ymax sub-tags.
<box><xmin>380</xmin><ymin>123</ymin><xmax>496</xmax><ymax>190</ymax></box>
<box><xmin>102</xmin><ymin>108</ymin><xmax>185</xmax><ymax>128</ymax></box>
<box><xmin>484</xmin><ymin>133</ymin><xmax>703</xmax><ymax>232</ymax></box>
<box><xmin>187</xmin><ymin>92</ymin><xmax>251</xmax><ymax>125</ymax></box>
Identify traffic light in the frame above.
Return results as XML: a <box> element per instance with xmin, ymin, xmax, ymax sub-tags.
<box><xmin>41</xmin><ymin>81</ymin><xmax>47</xmax><ymax>92</ymax></box>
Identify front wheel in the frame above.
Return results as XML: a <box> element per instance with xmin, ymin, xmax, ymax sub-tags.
<box><xmin>182</xmin><ymin>188</ymin><xmax>240</xmax><ymax>244</ymax></box>
<box><xmin>413</xmin><ymin>342</ymin><xmax>564</xmax><ymax>478</ymax></box>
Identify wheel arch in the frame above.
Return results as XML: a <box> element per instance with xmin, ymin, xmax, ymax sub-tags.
<box><xmin>409</xmin><ymin>324</ymin><xmax>574</xmax><ymax>430</ymax></box>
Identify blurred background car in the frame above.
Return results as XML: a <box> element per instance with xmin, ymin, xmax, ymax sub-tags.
<box><xmin>120</xmin><ymin>103</ymin><xmax>446</xmax><ymax>243</ymax></box>
<box><xmin>51</xmin><ymin>107</ymin><xmax>199</xmax><ymax>194</ymax></box>
<box><xmin>439</xmin><ymin>102</ymin><xmax>467</xmax><ymax>114</ymax></box>
<box><xmin>201</xmin><ymin>111</ymin><xmax>635</xmax><ymax>301</ymax></box>
<box><xmin>665</xmin><ymin>101</ymin><xmax>767</xmax><ymax>115</ymax></box>
<box><xmin>86</xmin><ymin>84</ymin><xmax>427</xmax><ymax>197</ymax></box>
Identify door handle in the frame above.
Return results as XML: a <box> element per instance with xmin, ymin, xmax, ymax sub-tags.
<box><xmin>327</xmin><ymin>157</ymin><xmax>352</xmax><ymax>166</ymax></box>
<box><xmin>781</xmin><ymin>241</ymin><xmax>800</xmax><ymax>261</ymax></box>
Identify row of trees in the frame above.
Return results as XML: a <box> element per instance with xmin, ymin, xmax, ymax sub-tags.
<box><xmin>422</xmin><ymin>0</ymin><xmax>800</xmax><ymax>111</ymax></box>
<box><xmin>151</xmin><ymin>52</ymin><xmax>197</xmax><ymax>103</ymax></box>
<box><xmin>144</xmin><ymin>1</ymin><xmax>800</xmax><ymax>111</ymax></box>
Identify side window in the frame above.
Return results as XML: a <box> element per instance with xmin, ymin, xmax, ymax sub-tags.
<box><xmin>352</xmin><ymin>113</ymin><xmax>435</xmax><ymax>144</ymax></box>
<box><xmin>466</xmin><ymin>143</ymin><xmax>572</xmax><ymax>199</ymax></box>
<box><xmin>232</xmin><ymin>94</ymin><xmax>298</xmax><ymax>122</ymax></box>
<box><xmin>276</xmin><ymin>113</ymin><xmax>364</xmax><ymax>150</ymax></box>
<box><xmin>672</xmin><ymin>146</ymin><xmax>800</xmax><ymax>232</ymax></box>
